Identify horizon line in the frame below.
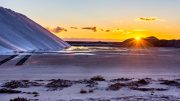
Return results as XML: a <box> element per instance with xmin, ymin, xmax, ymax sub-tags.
<box><xmin>63</xmin><ymin>37</ymin><xmax>180</xmax><ymax>42</ymax></box>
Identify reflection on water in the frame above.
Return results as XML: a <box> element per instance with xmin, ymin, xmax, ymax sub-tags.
<box><xmin>62</xmin><ymin>46</ymin><xmax>180</xmax><ymax>56</ymax></box>
<box><xmin>65</xmin><ymin>46</ymin><xmax>179</xmax><ymax>52</ymax></box>
<box><xmin>65</xmin><ymin>46</ymin><xmax>129</xmax><ymax>52</ymax></box>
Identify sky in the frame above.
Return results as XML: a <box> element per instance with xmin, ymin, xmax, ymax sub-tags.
<box><xmin>0</xmin><ymin>0</ymin><xmax>180</xmax><ymax>42</ymax></box>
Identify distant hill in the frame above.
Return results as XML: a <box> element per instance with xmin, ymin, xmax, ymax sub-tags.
<box><xmin>122</xmin><ymin>36</ymin><xmax>159</xmax><ymax>47</ymax></box>
<box><xmin>156</xmin><ymin>39</ymin><xmax>180</xmax><ymax>48</ymax></box>
<box><xmin>67</xmin><ymin>36</ymin><xmax>180</xmax><ymax>48</ymax></box>
<box><xmin>123</xmin><ymin>36</ymin><xmax>180</xmax><ymax>48</ymax></box>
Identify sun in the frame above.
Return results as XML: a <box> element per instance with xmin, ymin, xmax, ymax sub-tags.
<box><xmin>135</xmin><ymin>36</ymin><xmax>141</xmax><ymax>41</ymax></box>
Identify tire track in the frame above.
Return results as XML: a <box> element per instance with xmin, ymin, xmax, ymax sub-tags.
<box><xmin>16</xmin><ymin>55</ymin><xmax>31</xmax><ymax>66</ymax></box>
<box><xmin>0</xmin><ymin>55</ymin><xmax>18</xmax><ymax>65</ymax></box>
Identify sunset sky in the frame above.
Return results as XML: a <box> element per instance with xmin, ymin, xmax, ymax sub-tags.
<box><xmin>1</xmin><ymin>0</ymin><xmax>180</xmax><ymax>42</ymax></box>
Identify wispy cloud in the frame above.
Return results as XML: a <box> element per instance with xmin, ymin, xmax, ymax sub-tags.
<box><xmin>81</xmin><ymin>27</ymin><xmax>124</xmax><ymax>33</ymax></box>
<box><xmin>105</xmin><ymin>30</ymin><xmax>111</xmax><ymax>32</ymax></box>
<box><xmin>70</xmin><ymin>27</ymin><xmax>78</xmax><ymax>29</ymax></box>
<box><xmin>136</xmin><ymin>17</ymin><xmax>160</xmax><ymax>21</ymax></box>
<box><xmin>47</xmin><ymin>26</ymin><xmax>67</xmax><ymax>33</ymax></box>
<box><xmin>82</xmin><ymin>27</ymin><xmax>111</xmax><ymax>32</ymax></box>
<box><xmin>112</xmin><ymin>29</ymin><xmax>124</xmax><ymax>33</ymax></box>
<box><xmin>103</xmin><ymin>29</ymin><xmax>124</xmax><ymax>33</ymax></box>
<box><xmin>82</xmin><ymin>27</ymin><xmax>97</xmax><ymax>32</ymax></box>
<box><xmin>47</xmin><ymin>25</ymin><xmax>146</xmax><ymax>36</ymax></box>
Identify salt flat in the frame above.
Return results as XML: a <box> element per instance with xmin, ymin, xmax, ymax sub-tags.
<box><xmin>0</xmin><ymin>47</ymin><xmax>180</xmax><ymax>101</ymax></box>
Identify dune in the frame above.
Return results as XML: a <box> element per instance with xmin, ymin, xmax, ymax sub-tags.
<box><xmin>0</xmin><ymin>7</ymin><xmax>70</xmax><ymax>53</ymax></box>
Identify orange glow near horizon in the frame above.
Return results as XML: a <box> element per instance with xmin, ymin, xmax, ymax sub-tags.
<box><xmin>46</xmin><ymin>23</ymin><xmax>180</xmax><ymax>42</ymax></box>
<box><xmin>39</xmin><ymin>13</ymin><xmax>180</xmax><ymax>42</ymax></box>
<box><xmin>41</xmin><ymin>16</ymin><xmax>180</xmax><ymax>42</ymax></box>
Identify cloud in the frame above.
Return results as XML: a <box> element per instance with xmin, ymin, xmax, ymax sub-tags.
<box><xmin>81</xmin><ymin>27</ymin><xmax>125</xmax><ymax>33</ymax></box>
<box><xmin>112</xmin><ymin>29</ymin><xmax>124</xmax><ymax>33</ymax></box>
<box><xmin>82</xmin><ymin>27</ymin><xmax>97</xmax><ymax>32</ymax></box>
<box><xmin>48</xmin><ymin>26</ymin><xmax>67</xmax><ymax>33</ymax></box>
<box><xmin>100</xmin><ymin>29</ymin><xmax>104</xmax><ymax>31</ymax></box>
<box><xmin>105</xmin><ymin>30</ymin><xmax>111</xmax><ymax>32</ymax></box>
<box><xmin>136</xmin><ymin>17</ymin><xmax>160</xmax><ymax>21</ymax></box>
<box><xmin>102</xmin><ymin>29</ymin><xmax>124</xmax><ymax>33</ymax></box>
<box><xmin>70</xmin><ymin>27</ymin><xmax>78</xmax><ymax>29</ymax></box>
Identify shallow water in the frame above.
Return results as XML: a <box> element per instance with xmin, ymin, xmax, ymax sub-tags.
<box><xmin>0</xmin><ymin>46</ymin><xmax>180</xmax><ymax>80</ymax></box>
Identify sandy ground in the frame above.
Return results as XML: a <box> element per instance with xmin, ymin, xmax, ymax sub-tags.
<box><xmin>0</xmin><ymin>47</ymin><xmax>180</xmax><ymax>101</ymax></box>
